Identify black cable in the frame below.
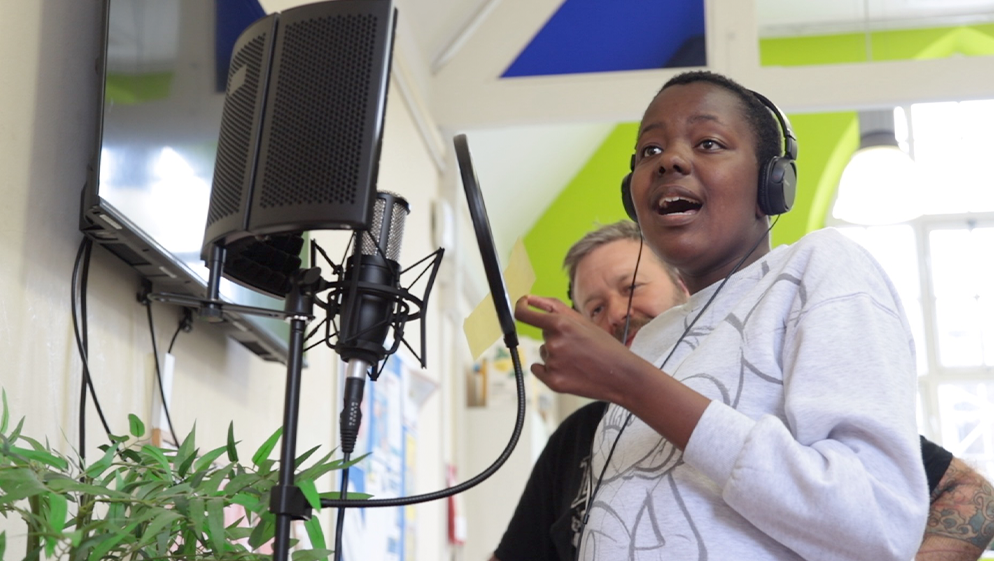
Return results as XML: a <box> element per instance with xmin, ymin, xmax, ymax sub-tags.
<box><xmin>167</xmin><ymin>308</ymin><xmax>192</xmax><ymax>354</ymax></box>
<box><xmin>144</xmin><ymin>301</ymin><xmax>179</xmax><ymax>446</ymax></box>
<box><xmin>619</xmin><ymin>235</ymin><xmax>645</xmax><ymax>346</ymax></box>
<box><xmin>320</xmin><ymin>343</ymin><xmax>527</xmax><ymax>509</ymax></box>
<box><xmin>72</xmin><ymin>238</ymin><xmax>112</xmax><ymax>447</ymax></box>
<box><xmin>333</xmin><ymin>459</ymin><xmax>351</xmax><ymax>561</ymax></box>
<box><xmin>77</xmin><ymin>238</ymin><xmax>91</xmax><ymax>459</ymax></box>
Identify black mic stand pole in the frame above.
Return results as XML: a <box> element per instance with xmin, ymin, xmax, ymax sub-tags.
<box><xmin>270</xmin><ymin>268</ymin><xmax>324</xmax><ymax>561</ymax></box>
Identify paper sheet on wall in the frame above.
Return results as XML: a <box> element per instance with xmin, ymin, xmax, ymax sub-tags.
<box><xmin>462</xmin><ymin>238</ymin><xmax>535</xmax><ymax>360</ymax></box>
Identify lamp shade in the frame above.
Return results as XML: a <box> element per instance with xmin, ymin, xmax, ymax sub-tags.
<box><xmin>833</xmin><ymin>110</ymin><xmax>923</xmax><ymax>226</ymax></box>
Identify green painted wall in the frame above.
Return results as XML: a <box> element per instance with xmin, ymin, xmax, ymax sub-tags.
<box><xmin>760</xmin><ymin>24</ymin><xmax>994</xmax><ymax>66</ymax></box>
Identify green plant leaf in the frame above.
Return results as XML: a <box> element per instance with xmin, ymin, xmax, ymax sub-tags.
<box><xmin>8</xmin><ymin>445</ymin><xmax>69</xmax><ymax>470</ymax></box>
<box><xmin>119</xmin><ymin>448</ymin><xmax>142</xmax><ymax>464</ymax></box>
<box><xmin>45</xmin><ymin>474</ymin><xmax>127</xmax><ymax>498</ymax></box>
<box><xmin>248</xmin><ymin>512</ymin><xmax>276</xmax><ymax>549</ymax></box>
<box><xmin>83</xmin><ymin>441</ymin><xmax>118</xmax><ymax>478</ymax></box>
<box><xmin>85</xmin><ymin>526</ymin><xmax>137</xmax><ymax>561</ymax></box>
<box><xmin>223</xmin><ymin>472</ymin><xmax>259</xmax><ymax>496</ymax></box>
<box><xmin>177</xmin><ymin>451</ymin><xmax>197</xmax><ymax>479</ymax></box>
<box><xmin>140</xmin><ymin>444</ymin><xmax>172</xmax><ymax>479</ymax></box>
<box><xmin>293</xmin><ymin>445</ymin><xmax>321</xmax><ymax>469</ymax></box>
<box><xmin>174</xmin><ymin>424</ymin><xmax>198</xmax><ymax>477</ymax></box>
<box><xmin>297</xmin><ymin>479</ymin><xmax>321</xmax><ymax>512</ymax></box>
<box><xmin>0</xmin><ymin>467</ymin><xmax>48</xmax><ymax>504</ymax></box>
<box><xmin>252</xmin><ymin>427</ymin><xmax>283</xmax><ymax>469</ymax></box>
<box><xmin>206</xmin><ymin>497</ymin><xmax>225</xmax><ymax>554</ymax></box>
<box><xmin>303</xmin><ymin>515</ymin><xmax>327</xmax><ymax>550</ymax></box>
<box><xmin>257</xmin><ymin>458</ymin><xmax>277</xmax><ymax>474</ymax></box>
<box><xmin>107</xmin><ymin>432</ymin><xmax>129</xmax><ymax>444</ymax></box>
<box><xmin>226</xmin><ymin>525</ymin><xmax>254</xmax><ymax>541</ymax></box>
<box><xmin>8</xmin><ymin>417</ymin><xmax>24</xmax><ymax>443</ymax></box>
<box><xmin>292</xmin><ymin>548</ymin><xmax>333</xmax><ymax>561</ymax></box>
<box><xmin>128</xmin><ymin>413</ymin><xmax>145</xmax><ymax>438</ymax></box>
<box><xmin>296</xmin><ymin>451</ymin><xmax>365</xmax><ymax>483</ymax></box>
<box><xmin>0</xmin><ymin>389</ymin><xmax>8</xmax><ymax>435</ymax></box>
<box><xmin>227</xmin><ymin>421</ymin><xmax>239</xmax><ymax>462</ymax></box>
<box><xmin>188</xmin><ymin>497</ymin><xmax>205</xmax><ymax>539</ymax></box>
<box><xmin>63</xmin><ymin>530</ymin><xmax>82</xmax><ymax>547</ymax></box>
<box><xmin>42</xmin><ymin>491</ymin><xmax>68</xmax><ymax>557</ymax></box>
<box><xmin>201</xmin><ymin>463</ymin><xmax>234</xmax><ymax>496</ymax></box>
<box><xmin>194</xmin><ymin>444</ymin><xmax>228</xmax><ymax>473</ymax></box>
<box><xmin>135</xmin><ymin>479</ymin><xmax>168</xmax><ymax>500</ymax></box>
<box><xmin>136</xmin><ymin>508</ymin><xmax>183</xmax><ymax>549</ymax></box>
<box><xmin>0</xmin><ymin>530</ymin><xmax>5</xmax><ymax>559</ymax></box>
<box><xmin>48</xmin><ymin>491</ymin><xmax>68</xmax><ymax>533</ymax></box>
<box><xmin>156</xmin><ymin>529</ymin><xmax>171</xmax><ymax>558</ymax></box>
<box><xmin>318</xmin><ymin>490</ymin><xmax>374</xmax><ymax>501</ymax></box>
<box><xmin>14</xmin><ymin>434</ymin><xmax>47</xmax><ymax>452</ymax></box>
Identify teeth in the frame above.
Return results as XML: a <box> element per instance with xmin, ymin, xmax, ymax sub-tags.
<box><xmin>657</xmin><ymin>196</ymin><xmax>702</xmax><ymax>215</ymax></box>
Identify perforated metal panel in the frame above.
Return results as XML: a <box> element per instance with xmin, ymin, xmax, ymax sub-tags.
<box><xmin>202</xmin><ymin>0</ymin><xmax>395</xmax><ymax>255</ymax></box>
<box><xmin>248</xmin><ymin>0</ymin><xmax>394</xmax><ymax>235</ymax></box>
<box><xmin>259</xmin><ymin>14</ymin><xmax>378</xmax><ymax>208</ymax></box>
<box><xmin>208</xmin><ymin>34</ymin><xmax>267</xmax><ymax>226</ymax></box>
<box><xmin>202</xmin><ymin>13</ymin><xmax>277</xmax><ymax>254</ymax></box>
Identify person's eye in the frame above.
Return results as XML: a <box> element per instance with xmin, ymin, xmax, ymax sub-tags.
<box><xmin>699</xmin><ymin>139</ymin><xmax>723</xmax><ymax>150</ymax></box>
<box><xmin>639</xmin><ymin>145</ymin><xmax>662</xmax><ymax>159</ymax></box>
<box><xmin>621</xmin><ymin>282</ymin><xmax>645</xmax><ymax>298</ymax></box>
<box><xmin>588</xmin><ymin>304</ymin><xmax>603</xmax><ymax>318</ymax></box>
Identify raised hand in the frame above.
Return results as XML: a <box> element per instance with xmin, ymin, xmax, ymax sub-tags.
<box><xmin>514</xmin><ymin>294</ymin><xmax>648</xmax><ymax>406</ymax></box>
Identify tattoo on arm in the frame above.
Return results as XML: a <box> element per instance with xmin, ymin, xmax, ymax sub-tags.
<box><xmin>925</xmin><ymin>457</ymin><xmax>994</xmax><ymax>551</ymax></box>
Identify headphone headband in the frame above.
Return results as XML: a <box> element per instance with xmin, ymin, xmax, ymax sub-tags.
<box><xmin>748</xmin><ymin>89</ymin><xmax>798</xmax><ymax>161</ymax></box>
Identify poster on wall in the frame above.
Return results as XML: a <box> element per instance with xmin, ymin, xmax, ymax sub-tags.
<box><xmin>338</xmin><ymin>351</ymin><xmax>437</xmax><ymax>560</ymax></box>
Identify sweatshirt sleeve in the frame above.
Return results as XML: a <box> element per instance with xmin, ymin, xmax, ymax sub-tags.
<box><xmin>685</xmin><ymin>290</ymin><xmax>928</xmax><ymax>561</ymax></box>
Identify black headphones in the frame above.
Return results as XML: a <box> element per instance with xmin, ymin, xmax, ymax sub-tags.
<box><xmin>620</xmin><ymin>89</ymin><xmax>798</xmax><ymax>221</ymax></box>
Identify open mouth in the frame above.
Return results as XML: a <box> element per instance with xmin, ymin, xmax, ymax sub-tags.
<box><xmin>657</xmin><ymin>196</ymin><xmax>702</xmax><ymax>216</ymax></box>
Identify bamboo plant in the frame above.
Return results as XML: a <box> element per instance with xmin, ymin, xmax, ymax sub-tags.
<box><xmin>0</xmin><ymin>390</ymin><xmax>365</xmax><ymax>560</ymax></box>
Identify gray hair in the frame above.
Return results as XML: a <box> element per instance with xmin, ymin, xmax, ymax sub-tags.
<box><xmin>563</xmin><ymin>220</ymin><xmax>682</xmax><ymax>302</ymax></box>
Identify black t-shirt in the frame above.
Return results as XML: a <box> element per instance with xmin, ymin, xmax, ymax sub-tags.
<box><xmin>921</xmin><ymin>435</ymin><xmax>953</xmax><ymax>497</ymax></box>
<box><xmin>493</xmin><ymin>401</ymin><xmax>607</xmax><ymax>561</ymax></box>
<box><xmin>495</xmin><ymin>403</ymin><xmax>953</xmax><ymax>561</ymax></box>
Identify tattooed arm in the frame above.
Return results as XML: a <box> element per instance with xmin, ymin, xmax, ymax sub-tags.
<box><xmin>916</xmin><ymin>457</ymin><xmax>994</xmax><ymax>561</ymax></box>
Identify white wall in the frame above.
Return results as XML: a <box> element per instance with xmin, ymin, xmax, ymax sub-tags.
<box><xmin>0</xmin><ymin>1</ymin><xmax>455</xmax><ymax>559</ymax></box>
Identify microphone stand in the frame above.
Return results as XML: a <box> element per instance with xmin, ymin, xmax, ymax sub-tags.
<box><xmin>271</xmin><ymin>268</ymin><xmax>324</xmax><ymax>561</ymax></box>
<box><xmin>152</xmin><ymin>251</ymin><xmax>328</xmax><ymax>561</ymax></box>
<box><xmin>150</xmin><ymin>238</ymin><xmax>447</xmax><ymax>561</ymax></box>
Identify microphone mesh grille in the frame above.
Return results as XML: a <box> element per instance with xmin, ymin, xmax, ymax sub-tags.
<box><xmin>362</xmin><ymin>193</ymin><xmax>408</xmax><ymax>261</ymax></box>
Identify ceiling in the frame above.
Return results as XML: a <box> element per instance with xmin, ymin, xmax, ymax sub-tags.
<box><xmin>264</xmin><ymin>0</ymin><xmax>994</xmax><ymax>260</ymax></box>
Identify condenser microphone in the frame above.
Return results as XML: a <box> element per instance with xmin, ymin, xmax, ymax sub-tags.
<box><xmin>339</xmin><ymin>190</ymin><xmax>409</xmax><ymax>368</ymax></box>
<box><xmin>337</xmin><ymin>190</ymin><xmax>409</xmax><ymax>454</ymax></box>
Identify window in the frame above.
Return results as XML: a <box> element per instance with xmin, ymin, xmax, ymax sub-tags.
<box><xmin>831</xmin><ymin>100</ymin><xmax>994</xmax><ymax>483</ymax></box>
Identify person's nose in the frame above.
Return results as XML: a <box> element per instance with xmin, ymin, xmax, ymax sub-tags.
<box><xmin>659</xmin><ymin>146</ymin><xmax>691</xmax><ymax>176</ymax></box>
<box><xmin>605</xmin><ymin>294</ymin><xmax>630</xmax><ymax>332</ymax></box>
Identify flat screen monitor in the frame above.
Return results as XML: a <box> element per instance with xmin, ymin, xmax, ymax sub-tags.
<box><xmin>81</xmin><ymin>0</ymin><xmax>291</xmax><ymax>362</ymax></box>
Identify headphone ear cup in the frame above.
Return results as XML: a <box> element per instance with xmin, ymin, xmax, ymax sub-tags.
<box><xmin>621</xmin><ymin>173</ymin><xmax>638</xmax><ymax>222</ymax></box>
<box><xmin>757</xmin><ymin>156</ymin><xmax>797</xmax><ymax>215</ymax></box>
